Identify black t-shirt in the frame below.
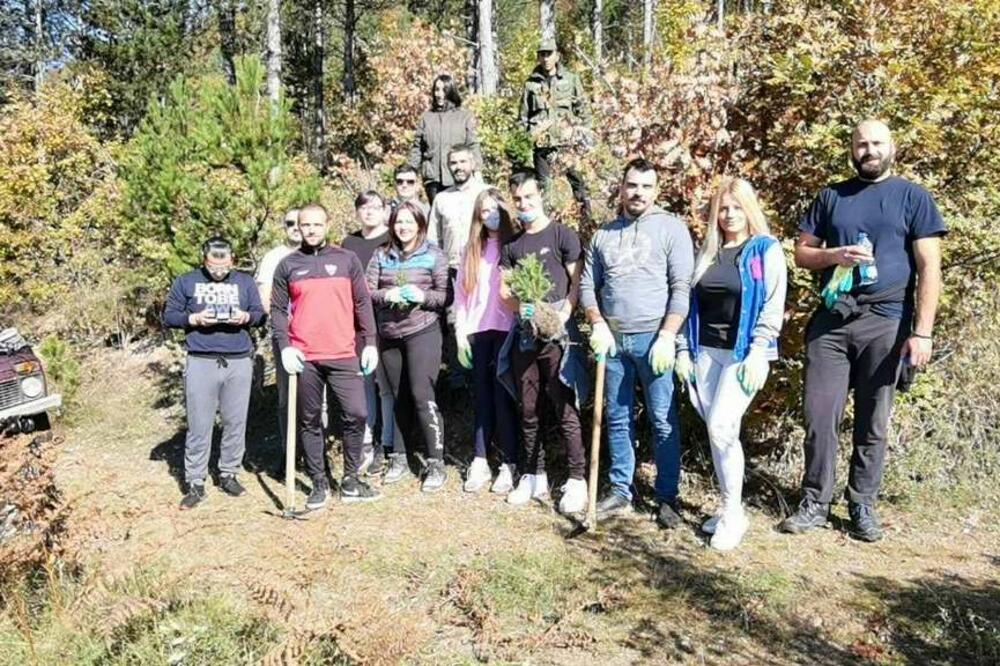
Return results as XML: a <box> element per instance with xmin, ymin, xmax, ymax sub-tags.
<box><xmin>799</xmin><ymin>176</ymin><xmax>946</xmax><ymax>319</ymax></box>
<box><xmin>342</xmin><ymin>230</ymin><xmax>391</xmax><ymax>273</ymax></box>
<box><xmin>696</xmin><ymin>241</ymin><xmax>745</xmax><ymax>350</ymax></box>
<box><xmin>500</xmin><ymin>221</ymin><xmax>582</xmax><ymax>303</ymax></box>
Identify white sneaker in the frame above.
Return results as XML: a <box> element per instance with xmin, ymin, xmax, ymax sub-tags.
<box><xmin>709</xmin><ymin>509</ymin><xmax>749</xmax><ymax>551</ymax></box>
<box><xmin>701</xmin><ymin>514</ymin><xmax>721</xmax><ymax>535</ymax></box>
<box><xmin>491</xmin><ymin>464</ymin><xmax>515</xmax><ymax>494</ymax></box>
<box><xmin>358</xmin><ymin>446</ymin><xmax>374</xmax><ymax>476</ymax></box>
<box><xmin>506</xmin><ymin>473</ymin><xmax>548</xmax><ymax>505</ymax></box>
<box><xmin>558</xmin><ymin>478</ymin><xmax>588</xmax><ymax>514</ymax></box>
<box><xmin>463</xmin><ymin>457</ymin><xmax>492</xmax><ymax>493</ymax></box>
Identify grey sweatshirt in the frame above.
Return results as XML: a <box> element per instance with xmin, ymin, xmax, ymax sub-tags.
<box><xmin>580</xmin><ymin>206</ymin><xmax>694</xmax><ymax>334</ymax></box>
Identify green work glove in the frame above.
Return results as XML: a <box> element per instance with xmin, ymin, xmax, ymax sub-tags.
<box><xmin>737</xmin><ymin>347</ymin><xmax>770</xmax><ymax>395</ymax></box>
<box><xmin>821</xmin><ymin>265</ymin><xmax>854</xmax><ymax>309</ymax></box>
<box><xmin>457</xmin><ymin>337</ymin><xmax>473</xmax><ymax>370</ymax></box>
<box><xmin>589</xmin><ymin>321</ymin><xmax>617</xmax><ymax>359</ymax></box>
<box><xmin>674</xmin><ymin>350</ymin><xmax>695</xmax><ymax>385</ymax></box>
<box><xmin>649</xmin><ymin>331</ymin><xmax>676</xmax><ymax>376</ymax></box>
<box><xmin>518</xmin><ymin>302</ymin><xmax>535</xmax><ymax>320</ymax></box>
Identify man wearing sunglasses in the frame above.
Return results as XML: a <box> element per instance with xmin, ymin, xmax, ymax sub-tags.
<box><xmin>390</xmin><ymin>164</ymin><xmax>429</xmax><ymax>219</ymax></box>
<box><xmin>164</xmin><ymin>237</ymin><xmax>266</xmax><ymax>510</ymax></box>
<box><xmin>256</xmin><ymin>209</ymin><xmax>302</xmax><ymax>452</ymax></box>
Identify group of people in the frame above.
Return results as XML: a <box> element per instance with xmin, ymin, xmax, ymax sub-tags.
<box><xmin>163</xmin><ymin>37</ymin><xmax>945</xmax><ymax>553</ymax></box>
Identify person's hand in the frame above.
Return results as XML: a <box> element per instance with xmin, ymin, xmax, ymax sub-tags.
<box><xmin>360</xmin><ymin>345</ymin><xmax>379</xmax><ymax>376</ymax></box>
<box><xmin>386</xmin><ymin>287</ymin><xmax>404</xmax><ymax>304</ymax></box>
<box><xmin>399</xmin><ymin>284</ymin><xmax>425</xmax><ymax>304</ymax></box>
<box><xmin>188</xmin><ymin>309</ymin><xmax>215</xmax><ymax>327</ymax></box>
<box><xmin>281</xmin><ymin>346</ymin><xmax>306</xmax><ymax>375</ymax></box>
<box><xmin>457</xmin><ymin>337</ymin><xmax>473</xmax><ymax>370</ymax></box>
<box><xmin>674</xmin><ymin>350</ymin><xmax>695</xmax><ymax>385</ymax></box>
<box><xmin>737</xmin><ymin>347</ymin><xmax>770</xmax><ymax>395</ymax></box>
<box><xmin>589</xmin><ymin>321</ymin><xmax>616</xmax><ymax>359</ymax></box>
<box><xmin>901</xmin><ymin>335</ymin><xmax>933</xmax><ymax>368</ymax></box>
<box><xmin>831</xmin><ymin>244</ymin><xmax>873</xmax><ymax>267</ymax></box>
<box><xmin>230</xmin><ymin>307</ymin><xmax>251</xmax><ymax>326</ymax></box>
<box><xmin>518</xmin><ymin>302</ymin><xmax>535</xmax><ymax>320</ymax></box>
<box><xmin>649</xmin><ymin>331</ymin><xmax>676</xmax><ymax>375</ymax></box>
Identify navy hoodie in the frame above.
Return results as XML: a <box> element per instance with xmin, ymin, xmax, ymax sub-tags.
<box><xmin>163</xmin><ymin>268</ymin><xmax>266</xmax><ymax>356</ymax></box>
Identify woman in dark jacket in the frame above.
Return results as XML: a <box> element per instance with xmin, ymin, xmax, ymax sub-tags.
<box><xmin>408</xmin><ymin>73</ymin><xmax>482</xmax><ymax>205</ymax></box>
<box><xmin>366</xmin><ymin>200</ymin><xmax>450</xmax><ymax>491</ymax></box>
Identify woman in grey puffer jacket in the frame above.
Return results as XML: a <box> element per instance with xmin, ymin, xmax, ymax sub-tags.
<box><xmin>408</xmin><ymin>73</ymin><xmax>483</xmax><ymax>205</ymax></box>
<box><xmin>365</xmin><ymin>201</ymin><xmax>450</xmax><ymax>491</ymax></box>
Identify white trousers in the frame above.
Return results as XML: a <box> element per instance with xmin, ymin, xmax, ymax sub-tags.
<box><xmin>689</xmin><ymin>346</ymin><xmax>757</xmax><ymax>512</ymax></box>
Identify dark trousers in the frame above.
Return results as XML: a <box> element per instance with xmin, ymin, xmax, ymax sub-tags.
<box><xmin>533</xmin><ymin>147</ymin><xmax>588</xmax><ymax>207</ymax></box>
<box><xmin>381</xmin><ymin>325</ymin><xmax>444</xmax><ymax>461</ymax></box>
<box><xmin>802</xmin><ymin>308</ymin><xmax>906</xmax><ymax>505</ymax></box>
<box><xmin>424</xmin><ymin>180</ymin><xmax>445</xmax><ymax>207</ymax></box>
<box><xmin>299</xmin><ymin>358</ymin><xmax>367</xmax><ymax>483</ymax></box>
<box><xmin>471</xmin><ymin>330</ymin><xmax>518</xmax><ymax>463</ymax></box>
<box><xmin>511</xmin><ymin>339</ymin><xmax>585</xmax><ymax>479</ymax></box>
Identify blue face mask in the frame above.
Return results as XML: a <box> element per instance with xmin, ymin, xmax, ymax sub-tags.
<box><xmin>483</xmin><ymin>210</ymin><xmax>501</xmax><ymax>231</ymax></box>
<box><xmin>517</xmin><ymin>210</ymin><xmax>539</xmax><ymax>225</ymax></box>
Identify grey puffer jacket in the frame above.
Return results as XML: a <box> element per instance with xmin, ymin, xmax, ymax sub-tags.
<box><xmin>366</xmin><ymin>240</ymin><xmax>449</xmax><ymax>340</ymax></box>
<box><xmin>408</xmin><ymin>107</ymin><xmax>482</xmax><ymax>187</ymax></box>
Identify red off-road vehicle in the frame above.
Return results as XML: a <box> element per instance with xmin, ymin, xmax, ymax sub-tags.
<box><xmin>0</xmin><ymin>328</ymin><xmax>61</xmax><ymax>435</ymax></box>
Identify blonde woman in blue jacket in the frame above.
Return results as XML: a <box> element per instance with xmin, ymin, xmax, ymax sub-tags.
<box><xmin>675</xmin><ymin>177</ymin><xmax>788</xmax><ymax>550</ymax></box>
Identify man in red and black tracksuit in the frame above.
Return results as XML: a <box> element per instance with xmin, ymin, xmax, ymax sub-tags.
<box><xmin>271</xmin><ymin>203</ymin><xmax>382</xmax><ymax>509</ymax></box>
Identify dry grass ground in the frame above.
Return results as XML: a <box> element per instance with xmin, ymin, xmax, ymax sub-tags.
<box><xmin>3</xmin><ymin>345</ymin><xmax>998</xmax><ymax>664</ymax></box>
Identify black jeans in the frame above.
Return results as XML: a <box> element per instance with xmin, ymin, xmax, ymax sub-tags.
<box><xmin>381</xmin><ymin>324</ymin><xmax>444</xmax><ymax>461</ymax></box>
<box><xmin>801</xmin><ymin>308</ymin><xmax>907</xmax><ymax>505</ymax></box>
<box><xmin>298</xmin><ymin>358</ymin><xmax>367</xmax><ymax>483</ymax></box>
<box><xmin>533</xmin><ymin>147</ymin><xmax>588</xmax><ymax>207</ymax></box>
<box><xmin>471</xmin><ymin>330</ymin><xmax>518</xmax><ymax>463</ymax></box>
<box><xmin>423</xmin><ymin>180</ymin><xmax>445</xmax><ymax>207</ymax></box>
<box><xmin>511</xmin><ymin>339</ymin><xmax>585</xmax><ymax>479</ymax></box>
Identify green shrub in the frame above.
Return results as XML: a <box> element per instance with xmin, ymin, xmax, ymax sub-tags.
<box><xmin>37</xmin><ymin>337</ymin><xmax>81</xmax><ymax>406</ymax></box>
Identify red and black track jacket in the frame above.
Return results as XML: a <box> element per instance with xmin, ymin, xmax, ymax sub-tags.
<box><xmin>271</xmin><ymin>244</ymin><xmax>376</xmax><ymax>361</ymax></box>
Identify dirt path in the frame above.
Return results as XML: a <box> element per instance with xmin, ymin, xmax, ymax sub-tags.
<box><xmin>53</xmin><ymin>347</ymin><xmax>1000</xmax><ymax>664</ymax></box>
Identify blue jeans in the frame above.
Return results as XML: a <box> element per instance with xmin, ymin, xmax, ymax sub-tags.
<box><xmin>604</xmin><ymin>330</ymin><xmax>681</xmax><ymax>503</ymax></box>
<box><xmin>363</xmin><ymin>365</ymin><xmax>396</xmax><ymax>451</ymax></box>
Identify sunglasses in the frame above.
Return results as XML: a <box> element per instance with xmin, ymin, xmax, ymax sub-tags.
<box><xmin>285</xmin><ymin>219</ymin><xmax>297</xmax><ymax>227</ymax></box>
<box><xmin>395</xmin><ymin>178</ymin><xmax>417</xmax><ymax>185</ymax></box>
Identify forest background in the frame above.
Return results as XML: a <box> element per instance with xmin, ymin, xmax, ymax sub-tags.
<box><xmin>2</xmin><ymin>0</ymin><xmax>1000</xmax><ymax>662</ymax></box>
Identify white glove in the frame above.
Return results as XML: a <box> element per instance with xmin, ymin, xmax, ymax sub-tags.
<box><xmin>589</xmin><ymin>321</ymin><xmax>616</xmax><ymax>359</ymax></box>
<box><xmin>649</xmin><ymin>331</ymin><xmax>676</xmax><ymax>375</ymax></box>
<box><xmin>360</xmin><ymin>345</ymin><xmax>379</xmax><ymax>376</ymax></box>
<box><xmin>281</xmin><ymin>346</ymin><xmax>305</xmax><ymax>374</ymax></box>
<box><xmin>457</xmin><ymin>337</ymin><xmax>473</xmax><ymax>370</ymax></box>
<box><xmin>737</xmin><ymin>346</ymin><xmax>770</xmax><ymax>395</ymax></box>
<box><xmin>674</xmin><ymin>350</ymin><xmax>695</xmax><ymax>384</ymax></box>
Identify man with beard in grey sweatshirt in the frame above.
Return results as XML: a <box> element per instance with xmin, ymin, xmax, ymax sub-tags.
<box><xmin>580</xmin><ymin>158</ymin><xmax>694</xmax><ymax>528</ymax></box>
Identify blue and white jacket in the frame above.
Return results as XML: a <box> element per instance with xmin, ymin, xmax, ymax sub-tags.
<box><xmin>677</xmin><ymin>235</ymin><xmax>788</xmax><ymax>362</ymax></box>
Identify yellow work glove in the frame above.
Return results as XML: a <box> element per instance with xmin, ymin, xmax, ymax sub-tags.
<box><xmin>649</xmin><ymin>331</ymin><xmax>676</xmax><ymax>376</ymax></box>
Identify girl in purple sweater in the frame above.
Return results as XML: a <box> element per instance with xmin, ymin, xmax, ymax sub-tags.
<box><xmin>455</xmin><ymin>188</ymin><xmax>520</xmax><ymax>493</ymax></box>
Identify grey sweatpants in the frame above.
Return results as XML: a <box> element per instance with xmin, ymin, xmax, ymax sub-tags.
<box><xmin>184</xmin><ymin>355</ymin><xmax>253</xmax><ymax>484</ymax></box>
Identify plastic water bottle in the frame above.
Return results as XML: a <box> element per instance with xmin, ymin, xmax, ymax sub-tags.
<box><xmin>857</xmin><ymin>232</ymin><xmax>878</xmax><ymax>286</ymax></box>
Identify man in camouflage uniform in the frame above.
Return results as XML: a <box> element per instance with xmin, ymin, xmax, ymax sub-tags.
<box><xmin>519</xmin><ymin>37</ymin><xmax>591</xmax><ymax>219</ymax></box>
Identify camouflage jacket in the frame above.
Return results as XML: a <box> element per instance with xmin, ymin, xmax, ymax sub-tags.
<box><xmin>519</xmin><ymin>64</ymin><xmax>590</xmax><ymax>148</ymax></box>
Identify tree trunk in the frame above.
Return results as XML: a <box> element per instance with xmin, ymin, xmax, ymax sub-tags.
<box><xmin>33</xmin><ymin>0</ymin><xmax>44</xmax><ymax>92</ymax></box>
<box><xmin>477</xmin><ymin>0</ymin><xmax>498</xmax><ymax>95</ymax></box>
<box><xmin>717</xmin><ymin>0</ymin><xmax>725</xmax><ymax>28</ymax></box>
<box><xmin>265</xmin><ymin>0</ymin><xmax>282</xmax><ymax>105</ymax></box>
<box><xmin>592</xmin><ymin>0</ymin><xmax>603</xmax><ymax>74</ymax></box>
<box><xmin>312</xmin><ymin>0</ymin><xmax>326</xmax><ymax>167</ymax></box>
<box><xmin>218</xmin><ymin>0</ymin><xmax>237</xmax><ymax>84</ymax></box>
<box><xmin>539</xmin><ymin>0</ymin><xmax>555</xmax><ymax>41</ymax></box>
<box><xmin>341</xmin><ymin>0</ymin><xmax>355</xmax><ymax>103</ymax></box>
<box><xmin>642</xmin><ymin>0</ymin><xmax>654</xmax><ymax>70</ymax></box>
<box><xmin>466</xmin><ymin>0</ymin><xmax>477</xmax><ymax>92</ymax></box>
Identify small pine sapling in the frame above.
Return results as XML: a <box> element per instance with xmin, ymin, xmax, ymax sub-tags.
<box><xmin>506</xmin><ymin>254</ymin><xmax>564</xmax><ymax>340</ymax></box>
<box><xmin>392</xmin><ymin>270</ymin><xmax>409</xmax><ymax>309</ymax></box>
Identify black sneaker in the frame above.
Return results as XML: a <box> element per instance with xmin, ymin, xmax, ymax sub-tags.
<box><xmin>421</xmin><ymin>460</ymin><xmax>447</xmax><ymax>493</ymax></box>
<box><xmin>179</xmin><ymin>483</ymin><xmax>206</xmax><ymax>510</ymax></box>
<box><xmin>656</xmin><ymin>500</ymin><xmax>682</xmax><ymax>529</ymax></box>
<box><xmin>848</xmin><ymin>502</ymin><xmax>883</xmax><ymax>542</ymax></box>
<box><xmin>340</xmin><ymin>475</ymin><xmax>382</xmax><ymax>504</ymax></box>
<box><xmin>778</xmin><ymin>500</ymin><xmax>830</xmax><ymax>534</ymax></box>
<box><xmin>595</xmin><ymin>493</ymin><xmax>632</xmax><ymax>519</ymax></box>
<box><xmin>305</xmin><ymin>481</ymin><xmax>330</xmax><ymax>510</ymax></box>
<box><xmin>218</xmin><ymin>475</ymin><xmax>246</xmax><ymax>497</ymax></box>
<box><xmin>383</xmin><ymin>453</ymin><xmax>412</xmax><ymax>484</ymax></box>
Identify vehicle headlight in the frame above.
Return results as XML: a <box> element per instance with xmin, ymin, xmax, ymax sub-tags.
<box><xmin>20</xmin><ymin>376</ymin><xmax>44</xmax><ymax>399</ymax></box>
